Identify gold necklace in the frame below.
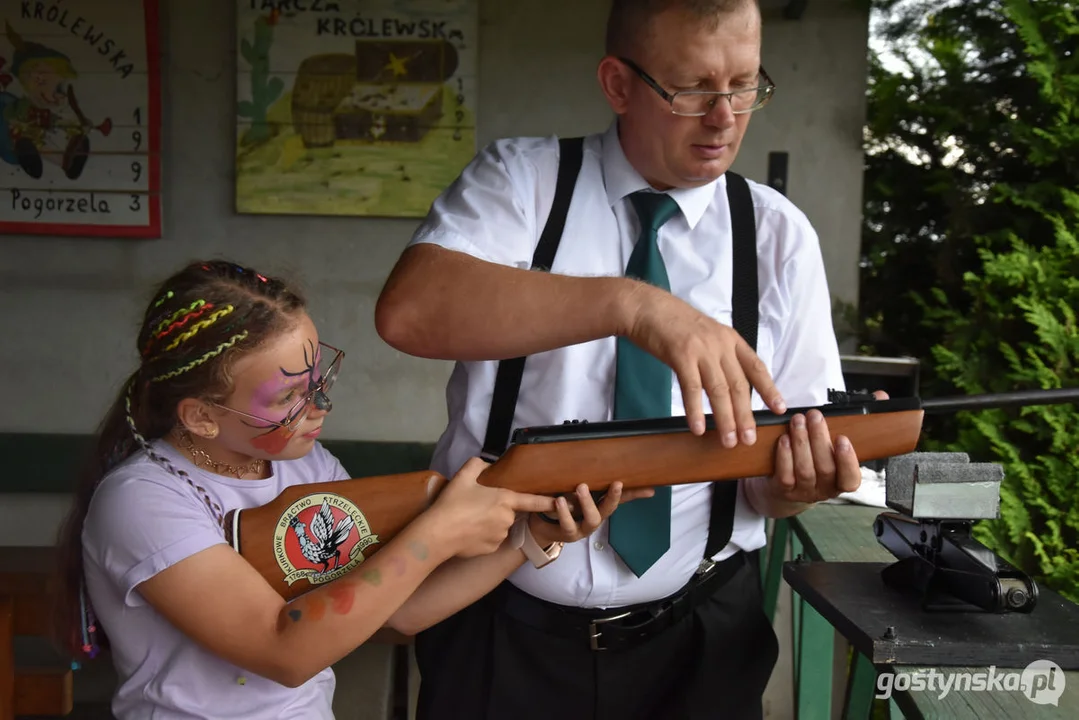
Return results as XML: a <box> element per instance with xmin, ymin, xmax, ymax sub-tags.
<box><xmin>177</xmin><ymin>430</ymin><xmax>267</xmax><ymax>480</ymax></box>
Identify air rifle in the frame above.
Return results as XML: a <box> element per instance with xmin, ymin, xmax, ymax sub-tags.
<box><xmin>224</xmin><ymin>386</ymin><xmax>1079</xmax><ymax>602</ymax></box>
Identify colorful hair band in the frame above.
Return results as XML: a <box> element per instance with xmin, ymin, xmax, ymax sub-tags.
<box><xmin>162</xmin><ymin>305</ymin><xmax>236</xmax><ymax>352</ymax></box>
<box><xmin>151</xmin><ymin>331</ymin><xmax>249</xmax><ymax>382</ymax></box>
<box><xmin>152</xmin><ymin>303</ymin><xmax>215</xmax><ymax>340</ymax></box>
<box><xmin>151</xmin><ymin>299</ymin><xmax>208</xmax><ymax>338</ymax></box>
<box><xmin>78</xmin><ymin>580</ymin><xmax>100</xmax><ymax>661</ymax></box>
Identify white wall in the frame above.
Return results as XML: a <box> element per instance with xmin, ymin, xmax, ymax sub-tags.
<box><xmin>0</xmin><ymin>0</ymin><xmax>868</xmax><ymax>448</ymax></box>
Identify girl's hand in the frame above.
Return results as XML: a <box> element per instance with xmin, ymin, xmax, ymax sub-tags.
<box><xmin>427</xmin><ymin>457</ymin><xmax>556</xmax><ymax>558</ymax></box>
<box><xmin>528</xmin><ymin>482</ymin><xmax>656</xmax><ymax>547</ymax></box>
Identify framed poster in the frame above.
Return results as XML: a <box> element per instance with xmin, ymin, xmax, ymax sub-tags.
<box><xmin>235</xmin><ymin>0</ymin><xmax>477</xmax><ymax>218</ymax></box>
<box><xmin>0</xmin><ymin>0</ymin><xmax>161</xmax><ymax>238</ymax></box>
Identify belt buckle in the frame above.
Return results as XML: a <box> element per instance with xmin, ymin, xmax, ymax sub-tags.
<box><xmin>588</xmin><ymin>610</ymin><xmax>632</xmax><ymax>651</ymax></box>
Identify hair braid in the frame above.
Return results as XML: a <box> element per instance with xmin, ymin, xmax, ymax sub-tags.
<box><xmin>123</xmin><ymin>380</ymin><xmax>225</xmax><ymax>526</ymax></box>
<box><xmin>53</xmin><ymin>259</ymin><xmax>308</xmax><ymax>664</ymax></box>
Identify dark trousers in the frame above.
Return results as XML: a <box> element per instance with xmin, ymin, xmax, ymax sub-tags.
<box><xmin>414</xmin><ymin>551</ymin><xmax>779</xmax><ymax>720</ymax></box>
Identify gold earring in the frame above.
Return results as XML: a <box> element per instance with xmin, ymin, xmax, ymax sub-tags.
<box><xmin>206</xmin><ymin>428</ymin><xmax>219</xmax><ymax>439</ymax></box>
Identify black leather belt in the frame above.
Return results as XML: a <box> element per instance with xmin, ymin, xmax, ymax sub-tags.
<box><xmin>494</xmin><ymin>551</ymin><xmax>747</xmax><ymax>652</ymax></box>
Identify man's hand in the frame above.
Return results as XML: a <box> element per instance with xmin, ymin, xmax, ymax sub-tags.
<box><xmin>526</xmin><ymin>482</ymin><xmax>657</xmax><ymax>547</ymax></box>
<box><xmin>746</xmin><ymin>390</ymin><xmax>889</xmax><ymax>518</ymax></box>
<box><xmin>622</xmin><ymin>283</ymin><xmax>787</xmax><ymax>445</ymax></box>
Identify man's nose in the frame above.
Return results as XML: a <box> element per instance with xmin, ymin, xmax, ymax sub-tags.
<box><xmin>702</xmin><ymin>96</ymin><xmax>737</xmax><ymax>129</ymax></box>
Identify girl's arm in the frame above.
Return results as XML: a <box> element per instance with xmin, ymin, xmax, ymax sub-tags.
<box><xmin>136</xmin><ymin>463</ymin><xmax>553</xmax><ymax>688</ymax></box>
<box><xmin>387</xmin><ymin>482</ymin><xmax>652</xmax><ymax>635</ymax></box>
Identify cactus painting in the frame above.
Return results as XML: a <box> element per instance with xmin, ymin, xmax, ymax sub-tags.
<box><xmin>233</xmin><ymin>0</ymin><xmax>478</xmax><ymax>219</ymax></box>
<box><xmin>237</xmin><ymin>10</ymin><xmax>283</xmax><ymax>147</ymax></box>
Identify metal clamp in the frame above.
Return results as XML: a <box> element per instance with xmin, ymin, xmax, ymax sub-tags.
<box><xmin>588</xmin><ymin>610</ymin><xmax>632</xmax><ymax>651</ymax></box>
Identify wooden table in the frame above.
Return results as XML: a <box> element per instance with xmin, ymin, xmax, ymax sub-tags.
<box><xmin>761</xmin><ymin>505</ymin><xmax>1079</xmax><ymax>719</ymax></box>
<box><xmin>0</xmin><ymin>546</ymin><xmax>73</xmax><ymax>719</ymax></box>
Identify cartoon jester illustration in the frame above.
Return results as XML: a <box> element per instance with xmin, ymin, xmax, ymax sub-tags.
<box><xmin>0</xmin><ymin>21</ymin><xmax>112</xmax><ymax>180</ymax></box>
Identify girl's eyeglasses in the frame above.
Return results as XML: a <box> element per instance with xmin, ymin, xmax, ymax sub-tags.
<box><xmin>210</xmin><ymin>342</ymin><xmax>344</xmax><ymax>432</ymax></box>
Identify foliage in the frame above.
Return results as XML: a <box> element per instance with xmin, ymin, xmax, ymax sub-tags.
<box><xmin>860</xmin><ymin>0</ymin><xmax>1079</xmax><ymax>601</ymax></box>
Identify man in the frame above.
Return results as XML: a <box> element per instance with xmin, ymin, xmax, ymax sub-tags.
<box><xmin>376</xmin><ymin>1</ymin><xmax>870</xmax><ymax>717</ymax></box>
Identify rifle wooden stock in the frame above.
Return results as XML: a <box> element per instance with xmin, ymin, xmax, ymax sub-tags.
<box><xmin>225</xmin><ymin>470</ymin><xmax>447</xmax><ymax>603</ymax></box>
<box><xmin>476</xmin><ymin>410</ymin><xmax>923</xmax><ymax>493</ymax></box>
<box><xmin>225</xmin><ymin>399</ymin><xmax>928</xmax><ymax>602</ymax></box>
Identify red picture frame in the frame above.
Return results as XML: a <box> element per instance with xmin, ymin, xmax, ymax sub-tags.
<box><xmin>0</xmin><ymin>0</ymin><xmax>161</xmax><ymax>238</ymax></box>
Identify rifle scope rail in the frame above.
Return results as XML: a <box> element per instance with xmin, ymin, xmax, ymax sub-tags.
<box><xmin>510</xmin><ymin>386</ymin><xmax>1079</xmax><ymax>446</ymax></box>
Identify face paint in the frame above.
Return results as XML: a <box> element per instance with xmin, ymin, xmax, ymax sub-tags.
<box><xmin>244</xmin><ymin>340</ymin><xmax>320</xmax><ymax>454</ymax></box>
<box><xmin>327</xmin><ymin>584</ymin><xmax>356</xmax><ymax>615</ymax></box>
<box><xmin>283</xmin><ymin>340</ymin><xmax>322</xmax><ymax>392</ymax></box>
<box><xmin>246</xmin><ymin>375</ymin><xmax>307</xmax><ymax>427</ymax></box>
<box><xmin>250</xmin><ymin>423</ymin><xmax>299</xmax><ymax>454</ymax></box>
<box><xmin>304</xmin><ymin>593</ymin><xmax>327</xmax><ymax>621</ymax></box>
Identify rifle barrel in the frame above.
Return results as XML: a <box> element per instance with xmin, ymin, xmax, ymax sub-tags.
<box><xmin>920</xmin><ymin>387</ymin><xmax>1079</xmax><ymax>414</ymax></box>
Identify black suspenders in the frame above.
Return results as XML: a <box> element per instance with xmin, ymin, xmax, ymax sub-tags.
<box><xmin>480</xmin><ymin>135</ymin><xmax>759</xmax><ymax>560</ymax></box>
<box><xmin>480</xmin><ymin>137</ymin><xmax>586</xmax><ymax>461</ymax></box>
<box><xmin>704</xmin><ymin>170</ymin><xmax>758</xmax><ymax>558</ymax></box>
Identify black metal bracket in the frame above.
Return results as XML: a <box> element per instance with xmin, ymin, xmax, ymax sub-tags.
<box><xmin>874</xmin><ymin>511</ymin><xmax>1039</xmax><ymax>614</ymax></box>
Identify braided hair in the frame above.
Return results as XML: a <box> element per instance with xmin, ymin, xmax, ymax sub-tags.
<box><xmin>52</xmin><ymin>260</ymin><xmax>307</xmax><ymax>663</ymax></box>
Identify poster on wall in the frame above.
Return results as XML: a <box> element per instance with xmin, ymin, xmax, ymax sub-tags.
<box><xmin>0</xmin><ymin>0</ymin><xmax>161</xmax><ymax>238</ymax></box>
<box><xmin>235</xmin><ymin>0</ymin><xmax>477</xmax><ymax>219</ymax></box>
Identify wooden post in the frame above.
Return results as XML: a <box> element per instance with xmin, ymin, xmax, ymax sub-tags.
<box><xmin>1</xmin><ymin>594</ymin><xmax>13</xmax><ymax>720</ymax></box>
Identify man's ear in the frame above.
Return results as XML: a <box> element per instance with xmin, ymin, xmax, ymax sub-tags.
<box><xmin>597</xmin><ymin>55</ymin><xmax>633</xmax><ymax>115</ymax></box>
<box><xmin>176</xmin><ymin>398</ymin><xmax>220</xmax><ymax>440</ymax></box>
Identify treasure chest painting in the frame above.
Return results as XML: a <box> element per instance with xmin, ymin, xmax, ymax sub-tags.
<box><xmin>235</xmin><ymin>1</ymin><xmax>477</xmax><ymax>218</ymax></box>
<box><xmin>0</xmin><ymin>0</ymin><xmax>161</xmax><ymax>238</ymax></box>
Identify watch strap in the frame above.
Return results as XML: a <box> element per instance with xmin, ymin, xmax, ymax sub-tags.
<box><xmin>512</xmin><ymin>515</ymin><xmax>563</xmax><ymax>569</ymax></box>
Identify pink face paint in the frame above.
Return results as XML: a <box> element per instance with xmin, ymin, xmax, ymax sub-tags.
<box><xmin>243</xmin><ymin>340</ymin><xmax>320</xmax><ymax>455</ymax></box>
<box><xmin>248</xmin><ymin>376</ymin><xmax>306</xmax><ymax>426</ymax></box>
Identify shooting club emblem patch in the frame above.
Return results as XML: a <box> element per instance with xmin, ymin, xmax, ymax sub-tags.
<box><xmin>273</xmin><ymin>493</ymin><xmax>379</xmax><ymax>587</ymax></box>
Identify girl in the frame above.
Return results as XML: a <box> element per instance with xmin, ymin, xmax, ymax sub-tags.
<box><xmin>53</xmin><ymin>260</ymin><xmax>641</xmax><ymax>719</ymax></box>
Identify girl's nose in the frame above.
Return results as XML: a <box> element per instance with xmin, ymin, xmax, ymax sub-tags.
<box><xmin>312</xmin><ymin>390</ymin><xmax>332</xmax><ymax>413</ymax></box>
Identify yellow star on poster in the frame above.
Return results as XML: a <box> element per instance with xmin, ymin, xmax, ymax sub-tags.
<box><xmin>384</xmin><ymin>53</ymin><xmax>411</xmax><ymax>78</ymax></box>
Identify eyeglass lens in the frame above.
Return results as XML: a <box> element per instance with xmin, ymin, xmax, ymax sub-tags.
<box><xmin>283</xmin><ymin>348</ymin><xmax>342</xmax><ymax>425</ymax></box>
<box><xmin>672</xmin><ymin>87</ymin><xmax>770</xmax><ymax>115</ymax></box>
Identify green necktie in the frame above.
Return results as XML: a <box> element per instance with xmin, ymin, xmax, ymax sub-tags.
<box><xmin>608</xmin><ymin>190</ymin><xmax>680</xmax><ymax>577</ymax></box>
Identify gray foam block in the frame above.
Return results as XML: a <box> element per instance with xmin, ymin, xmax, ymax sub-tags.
<box><xmin>885</xmin><ymin>452</ymin><xmax>970</xmax><ymax>513</ymax></box>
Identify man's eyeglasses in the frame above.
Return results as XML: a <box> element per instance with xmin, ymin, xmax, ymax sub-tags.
<box><xmin>210</xmin><ymin>341</ymin><xmax>345</xmax><ymax>432</ymax></box>
<box><xmin>619</xmin><ymin>57</ymin><xmax>775</xmax><ymax>117</ymax></box>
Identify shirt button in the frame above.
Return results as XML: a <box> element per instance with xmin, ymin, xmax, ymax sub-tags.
<box><xmin>594</xmin><ymin>541</ymin><xmax>605</xmax><ymax>551</ymax></box>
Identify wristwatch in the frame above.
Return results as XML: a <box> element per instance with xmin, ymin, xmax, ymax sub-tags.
<box><xmin>511</xmin><ymin>515</ymin><xmax>563</xmax><ymax>569</ymax></box>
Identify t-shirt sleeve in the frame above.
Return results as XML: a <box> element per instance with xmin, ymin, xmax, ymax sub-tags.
<box><xmin>406</xmin><ymin>137</ymin><xmax>554</xmax><ymax>269</ymax></box>
<box><xmin>82</xmin><ymin>471</ymin><xmax>226</xmax><ymax>608</ymax></box>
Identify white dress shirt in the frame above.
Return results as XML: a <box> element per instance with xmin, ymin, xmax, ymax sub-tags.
<box><xmin>407</xmin><ymin>121</ymin><xmax>845</xmax><ymax>609</ymax></box>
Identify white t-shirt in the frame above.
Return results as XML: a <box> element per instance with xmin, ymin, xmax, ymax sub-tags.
<box><xmin>407</xmin><ymin>121</ymin><xmax>846</xmax><ymax>608</ymax></box>
<box><xmin>82</xmin><ymin>439</ymin><xmax>351</xmax><ymax>719</ymax></box>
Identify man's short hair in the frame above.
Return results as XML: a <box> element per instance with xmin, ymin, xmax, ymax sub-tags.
<box><xmin>605</xmin><ymin>0</ymin><xmax>759</xmax><ymax>58</ymax></box>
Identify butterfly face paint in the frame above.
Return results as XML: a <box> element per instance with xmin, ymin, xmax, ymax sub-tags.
<box><xmin>243</xmin><ymin>340</ymin><xmax>321</xmax><ymax>455</ymax></box>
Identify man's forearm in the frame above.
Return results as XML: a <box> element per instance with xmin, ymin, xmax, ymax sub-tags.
<box><xmin>375</xmin><ymin>244</ymin><xmax>646</xmax><ymax>361</ymax></box>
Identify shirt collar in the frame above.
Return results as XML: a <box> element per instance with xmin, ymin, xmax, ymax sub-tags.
<box><xmin>600</xmin><ymin>120</ymin><xmax>720</xmax><ymax>231</ymax></box>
